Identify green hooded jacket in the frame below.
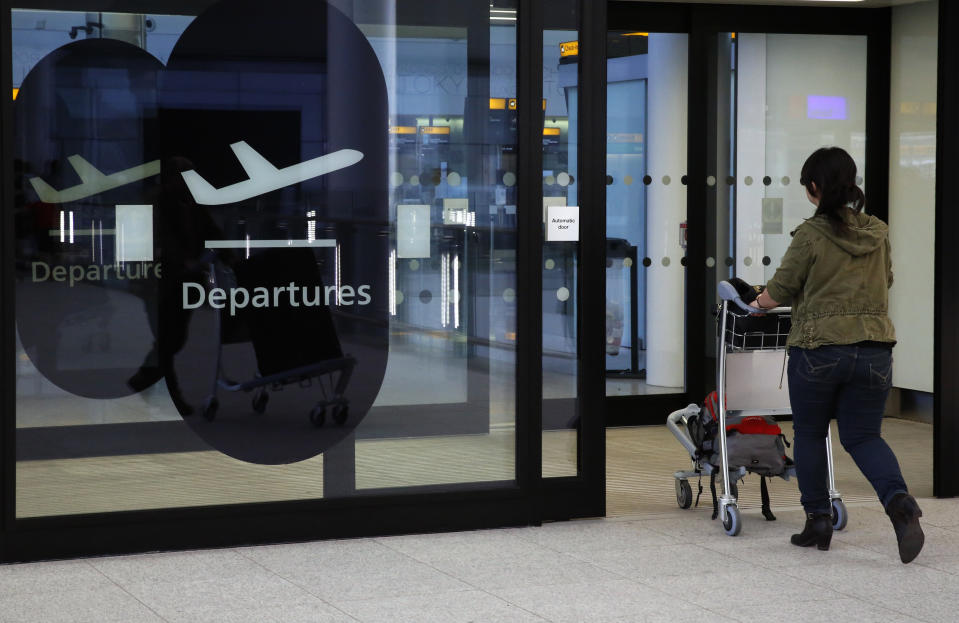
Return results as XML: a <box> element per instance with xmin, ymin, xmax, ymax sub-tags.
<box><xmin>764</xmin><ymin>209</ymin><xmax>896</xmax><ymax>349</ymax></box>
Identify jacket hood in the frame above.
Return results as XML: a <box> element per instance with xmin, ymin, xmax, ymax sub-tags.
<box><xmin>802</xmin><ymin>209</ymin><xmax>887</xmax><ymax>257</ymax></box>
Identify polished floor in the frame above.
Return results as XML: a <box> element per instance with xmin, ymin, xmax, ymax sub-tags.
<box><xmin>15</xmin><ymin>417</ymin><xmax>930</xmax><ymax>518</ymax></box>
<box><xmin>1</xmin><ymin>497</ymin><xmax>958</xmax><ymax>622</ymax></box>
<box><xmin>3</xmin><ymin>417</ymin><xmax>954</xmax><ymax>622</ymax></box>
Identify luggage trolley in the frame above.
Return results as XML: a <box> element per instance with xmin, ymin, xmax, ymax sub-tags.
<box><xmin>666</xmin><ymin>280</ymin><xmax>848</xmax><ymax>536</ymax></box>
<box><xmin>200</xmin><ymin>247</ymin><xmax>356</xmax><ymax>427</ymax></box>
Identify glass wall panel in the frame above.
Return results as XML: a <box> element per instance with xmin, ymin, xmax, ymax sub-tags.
<box><xmin>734</xmin><ymin>33</ymin><xmax>867</xmax><ymax>286</ymax></box>
<box><xmin>542</xmin><ymin>2</ymin><xmax>579</xmax><ymax>478</ymax></box>
<box><xmin>11</xmin><ymin>0</ymin><xmax>519</xmax><ymax>517</ymax></box>
<box><xmin>606</xmin><ymin>31</ymin><xmax>688</xmax><ymax>397</ymax></box>
<box><xmin>703</xmin><ymin>33</ymin><xmax>867</xmax><ymax>370</ymax></box>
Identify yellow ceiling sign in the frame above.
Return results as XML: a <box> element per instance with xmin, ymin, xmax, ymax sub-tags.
<box><xmin>421</xmin><ymin>126</ymin><xmax>451</xmax><ymax>135</ymax></box>
<box><xmin>389</xmin><ymin>126</ymin><xmax>416</xmax><ymax>134</ymax></box>
<box><xmin>13</xmin><ymin>88</ymin><xmax>19</xmax><ymax>100</ymax></box>
<box><xmin>543</xmin><ymin>127</ymin><xmax>561</xmax><ymax>136</ymax></box>
<box><xmin>494</xmin><ymin>98</ymin><xmax>547</xmax><ymax>111</ymax></box>
<box><xmin>560</xmin><ymin>40</ymin><xmax>578</xmax><ymax>57</ymax></box>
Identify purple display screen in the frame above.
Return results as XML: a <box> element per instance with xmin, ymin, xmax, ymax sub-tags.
<box><xmin>807</xmin><ymin>95</ymin><xmax>847</xmax><ymax>120</ymax></box>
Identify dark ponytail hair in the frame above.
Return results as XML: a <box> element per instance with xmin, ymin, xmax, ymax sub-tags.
<box><xmin>799</xmin><ymin>147</ymin><xmax>866</xmax><ymax>236</ymax></box>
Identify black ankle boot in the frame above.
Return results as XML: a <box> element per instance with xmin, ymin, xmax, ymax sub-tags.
<box><xmin>886</xmin><ymin>492</ymin><xmax>924</xmax><ymax>564</ymax></box>
<box><xmin>791</xmin><ymin>512</ymin><xmax>833</xmax><ymax>551</ymax></box>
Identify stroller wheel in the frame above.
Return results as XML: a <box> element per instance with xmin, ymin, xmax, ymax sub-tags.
<box><xmin>332</xmin><ymin>404</ymin><xmax>349</xmax><ymax>426</ymax></box>
<box><xmin>722</xmin><ymin>505</ymin><xmax>742</xmax><ymax>536</ymax></box>
<box><xmin>676</xmin><ymin>479</ymin><xmax>693</xmax><ymax>509</ymax></box>
<box><xmin>252</xmin><ymin>389</ymin><xmax>269</xmax><ymax>414</ymax></box>
<box><xmin>202</xmin><ymin>396</ymin><xmax>219</xmax><ymax>421</ymax></box>
<box><xmin>831</xmin><ymin>498</ymin><xmax>848</xmax><ymax>531</ymax></box>
<box><xmin>309</xmin><ymin>405</ymin><xmax>326</xmax><ymax>427</ymax></box>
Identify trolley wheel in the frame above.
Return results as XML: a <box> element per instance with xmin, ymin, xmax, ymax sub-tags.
<box><xmin>309</xmin><ymin>406</ymin><xmax>326</xmax><ymax>427</ymax></box>
<box><xmin>676</xmin><ymin>479</ymin><xmax>693</xmax><ymax>509</ymax></box>
<box><xmin>831</xmin><ymin>498</ymin><xmax>848</xmax><ymax>531</ymax></box>
<box><xmin>202</xmin><ymin>396</ymin><xmax>219</xmax><ymax>421</ymax></box>
<box><xmin>332</xmin><ymin>404</ymin><xmax>349</xmax><ymax>426</ymax></box>
<box><xmin>722</xmin><ymin>505</ymin><xmax>742</xmax><ymax>537</ymax></box>
<box><xmin>252</xmin><ymin>389</ymin><xmax>269</xmax><ymax>414</ymax></box>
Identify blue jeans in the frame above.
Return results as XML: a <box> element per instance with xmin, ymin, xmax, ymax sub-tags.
<box><xmin>787</xmin><ymin>344</ymin><xmax>908</xmax><ymax>515</ymax></box>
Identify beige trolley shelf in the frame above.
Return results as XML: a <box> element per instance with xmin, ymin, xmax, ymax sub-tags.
<box><xmin>665</xmin><ymin>280</ymin><xmax>848</xmax><ymax>536</ymax></box>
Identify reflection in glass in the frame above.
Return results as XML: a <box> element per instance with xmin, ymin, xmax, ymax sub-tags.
<box><xmin>12</xmin><ymin>0</ymin><xmax>521</xmax><ymax>516</ymax></box>
<box><xmin>542</xmin><ymin>2</ymin><xmax>579</xmax><ymax>477</ymax></box>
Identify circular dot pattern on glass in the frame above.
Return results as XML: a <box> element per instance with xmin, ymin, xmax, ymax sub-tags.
<box><xmin>447</xmin><ymin>172</ymin><xmax>461</xmax><ymax>186</ymax></box>
<box><xmin>706</xmin><ymin>257</ymin><xmax>716</xmax><ymax>268</ymax></box>
<box><xmin>744</xmin><ymin>176</ymin><xmax>753</xmax><ymax>186</ymax></box>
<box><xmin>395</xmin><ymin>290</ymin><xmax>404</xmax><ymax>305</ymax></box>
<box><xmin>681</xmin><ymin>175</ymin><xmax>688</xmax><ymax>185</ymax></box>
<box><xmin>762</xmin><ymin>256</ymin><xmax>771</xmax><ymax>266</ymax></box>
<box><xmin>623</xmin><ymin>257</ymin><xmax>633</xmax><ymax>268</ymax></box>
<box><xmin>680</xmin><ymin>257</ymin><xmax>687</xmax><ymax>267</ymax></box>
<box><xmin>410</xmin><ymin>175</ymin><xmax>420</xmax><ymax>186</ymax></box>
<box><xmin>662</xmin><ymin>257</ymin><xmax>670</xmax><ymax>266</ymax></box>
<box><xmin>726</xmin><ymin>175</ymin><xmax>735</xmax><ymax>185</ymax></box>
<box><xmin>781</xmin><ymin>176</ymin><xmax>790</xmax><ymax>186</ymax></box>
<box><xmin>763</xmin><ymin>176</ymin><xmax>772</xmax><ymax>186</ymax></box>
<box><xmin>545</xmin><ymin>258</ymin><xmax>555</xmax><ymax>270</ymax></box>
<box><xmin>502</xmin><ymin>288</ymin><xmax>516</xmax><ymax>303</ymax></box>
<box><xmin>606</xmin><ymin>175</ymin><xmax>614</xmax><ymax>186</ymax></box>
<box><xmin>624</xmin><ymin>175</ymin><xmax>634</xmax><ymax>186</ymax></box>
<box><xmin>744</xmin><ymin>256</ymin><xmax>753</xmax><ymax>266</ymax></box>
<box><xmin>725</xmin><ymin>257</ymin><xmax>734</xmax><ymax>267</ymax></box>
<box><xmin>642</xmin><ymin>257</ymin><xmax>652</xmax><ymax>267</ymax></box>
<box><xmin>662</xmin><ymin>175</ymin><xmax>671</xmax><ymax>185</ymax></box>
<box><xmin>643</xmin><ymin>175</ymin><xmax>652</xmax><ymax>186</ymax></box>
<box><xmin>557</xmin><ymin>172</ymin><xmax>571</xmax><ymax>187</ymax></box>
<box><xmin>556</xmin><ymin>287</ymin><xmax>570</xmax><ymax>302</ymax></box>
<box><xmin>545</xmin><ymin>175</ymin><xmax>556</xmax><ymax>186</ymax></box>
<box><xmin>856</xmin><ymin>176</ymin><xmax>864</xmax><ymax>186</ymax></box>
<box><xmin>419</xmin><ymin>289</ymin><xmax>432</xmax><ymax>304</ymax></box>
<box><xmin>409</xmin><ymin>259</ymin><xmax>420</xmax><ymax>271</ymax></box>
<box><xmin>390</xmin><ymin>172</ymin><xmax>404</xmax><ymax>187</ymax></box>
<box><xmin>503</xmin><ymin>172</ymin><xmax>517</xmax><ymax>187</ymax></box>
<box><xmin>707</xmin><ymin>175</ymin><xmax>716</xmax><ymax>186</ymax></box>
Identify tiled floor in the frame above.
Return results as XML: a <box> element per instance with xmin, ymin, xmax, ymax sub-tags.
<box><xmin>2</xmin><ymin>497</ymin><xmax>958</xmax><ymax>622</ymax></box>
<box><xmin>2</xmin><ymin>416</ymin><xmax>947</xmax><ymax>622</ymax></box>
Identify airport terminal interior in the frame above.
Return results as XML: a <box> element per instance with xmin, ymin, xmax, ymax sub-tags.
<box><xmin>1</xmin><ymin>0</ymin><xmax>947</xmax><ymax>585</ymax></box>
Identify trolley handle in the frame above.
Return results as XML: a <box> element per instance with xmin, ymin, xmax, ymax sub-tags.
<box><xmin>717</xmin><ymin>280</ymin><xmax>790</xmax><ymax>314</ymax></box>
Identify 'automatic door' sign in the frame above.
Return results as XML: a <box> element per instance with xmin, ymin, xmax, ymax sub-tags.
<box><xmin>14</xmin><ymin>0</ymin><xmax>389</xmax><ymax>464</ymax></box>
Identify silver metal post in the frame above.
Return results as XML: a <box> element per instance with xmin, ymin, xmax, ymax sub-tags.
<box><xmin>826</xmin><ymin>425</ymin><xmax>840</xmax><ymax>499</ymax></box>
<box><xmin>717</xmin><ymin>300</ymin><xmax>733</xmax><ymax>507</ymax></box>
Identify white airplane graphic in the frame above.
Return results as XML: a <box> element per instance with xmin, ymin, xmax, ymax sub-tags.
<box><xmin>29</xmin><ymin>156</ymin><xmax>161</xmax><ymax>203</ymax></box>
<box><xmin>180</xmin><ymin>142</ymin><xmax>365</xmax><ymax>205</ymax></box>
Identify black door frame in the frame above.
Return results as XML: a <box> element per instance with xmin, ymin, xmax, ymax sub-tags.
<box><xmin>934</xmin><ymin>0</ymin><xmax>959</xmax><ymax>499</ymax></box>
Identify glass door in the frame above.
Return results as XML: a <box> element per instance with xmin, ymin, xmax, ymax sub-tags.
<box><xmin>603</xmin><ymin>3</ymin><xmax>891</xmax><ymax>430</ymax></box>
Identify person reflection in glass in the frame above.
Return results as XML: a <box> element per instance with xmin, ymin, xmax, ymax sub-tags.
<box><xmin>128</xmin><ymin>156</ymin><xmax>222</xmax><ymax>416</ymax></box>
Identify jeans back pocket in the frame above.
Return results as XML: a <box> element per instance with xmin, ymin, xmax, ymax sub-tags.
<box><xmin>794</xmin><ymin>349</ymin><xmax>843</xmax><ymax>384</ymax></box>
